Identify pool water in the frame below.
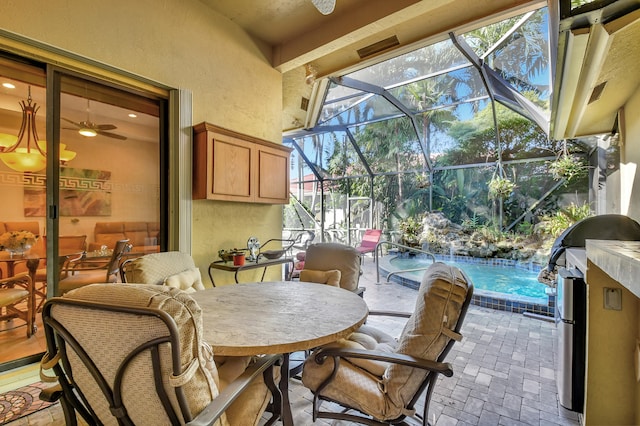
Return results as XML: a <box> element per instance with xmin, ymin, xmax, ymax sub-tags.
<box><xmin>390</xmin><ymin>257</ymin><xmax>547</xmax><ymax>299</ymax></box>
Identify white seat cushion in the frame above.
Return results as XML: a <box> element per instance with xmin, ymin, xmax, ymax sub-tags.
<box><xmin>164</xmin><ymin>267</ymin><xmax>205</xmax><ymax>293</ymax></box>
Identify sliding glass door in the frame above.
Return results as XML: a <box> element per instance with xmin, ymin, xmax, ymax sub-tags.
<box><xmin>0</xmin><ymin>56</ymin><xmax>167</xmax><ymax>370</ymax></box>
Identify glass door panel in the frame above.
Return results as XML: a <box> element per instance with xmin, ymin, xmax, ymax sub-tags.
<box><xmin>0</xmin><ymin>60</ymin><xmax>48</xmax><ymax>367</ymax></box>
<box><xmin>0</xmin><ymin>59</ymin><xmax>164</xmax><ymax>369</ymax></box>
<box><xmin>56</xmin><ymin>75</ymin><xmax>162</xmax><ymax>294</ymax></box>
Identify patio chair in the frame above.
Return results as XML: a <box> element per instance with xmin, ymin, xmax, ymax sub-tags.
<box><xmin>301</xmin><ymin>261</ymin><xmax>474</xmax><ymax>425</ymax></box>
<box><xmin>39</xmin><ymin>283</ymin><xmax>282</xmax><ymax>425</ymax></box>
<box><xmin>355</xmin><ymin>229</ymin><xmax>382</xmax><ymax>261</ymax></box>
<box><xmin>292</xmin><ymin>230</ymin><xmax>315</xmax><ymax>251</ymax></box>
<box><xmin>121</xmin><ymin>251</ymin><xmax>205</xmax><ymax>292</ymax></box>
<box><xmin>299</xmin><ymin>242</ymin><xmax>364</xmax><ymax>296</ymax></box>
<box><xmin>57</xmin><ymin>239</ymin><xmax>131</xmax><ymax>295</ymax></box>
<box><xmin>0</xmin><ymin>273</ymin><xmax>35</xmax><ymax>337</ymax></box>
<box><xmin>120</xmin><ymin>250</ymin><xmax>291</xmax><ymax>421</ymax></box>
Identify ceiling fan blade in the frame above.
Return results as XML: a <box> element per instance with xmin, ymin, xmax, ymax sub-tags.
<box><xmin>311</xmin><ymin>0</ymin><xmax>335</xmax><ymax>15</ymax></box>
<box><xmin>95</xmin><ymin>124</ymin><xmax>117</xmax><ymax>131</ymax></box>
<box><xmin>97</xmin><ymin>130</ymin><xmax>127</xmax><ymax>140</ymax></box>
<box><xmin>62</xmin><ymin>117</ymin><xmax>81</xmax><ymax>127</ymax></box>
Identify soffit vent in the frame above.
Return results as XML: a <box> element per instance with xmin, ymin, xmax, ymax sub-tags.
<box><xmin>357</xmin><ymin>35</ymin><xmax>400</xmax><ymax>59</ymax></box>
<box><xmin>301</xmin><ymin>97</ymin><xmax>309</xmax><ymax>111</ymax></box>
<box><xmin>588</xmin><ymin>81</ymin><xmax>607</xmax><ymax>104</ymax></box>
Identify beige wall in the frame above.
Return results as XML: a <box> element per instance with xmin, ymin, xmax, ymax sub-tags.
<box><xmin>583</xmin><ymin>77</ymin><xmax>640</xmax><ymax>426</ymax></box>
<box><xmin>584</xmin><ymin>260</ymin><xmax>639</xmax><ymax>425</ymax></box>
<box><xmin>621</xmin><ymin>86</ymin><xmax>640</xmax><ymax>222</ymax></box>
<box><xmin>0</xmin><ymin>0</ymin><xmax>285</xmax><ymax>284</ymax></box>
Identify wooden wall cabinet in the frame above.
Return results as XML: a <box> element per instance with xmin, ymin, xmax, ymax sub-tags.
<box><xmin>193</xmin><ymin>122</ymin><xmax>292</xmax><ymax>204</ymax></box>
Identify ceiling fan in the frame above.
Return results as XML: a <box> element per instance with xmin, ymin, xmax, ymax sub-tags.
<box><xmin>63</xmin><ymin>99</ymin><xmax>127</xmax><ymax>140</ymax></box>
<box><xmin>311</xmin><ymin>0</ymin><xmax>335</xmax><ymax>15</ymax></box>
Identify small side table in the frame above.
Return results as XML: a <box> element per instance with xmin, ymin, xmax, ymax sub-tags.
<box><xmin>208</xmin><ymin>257</ymin><xmax>294</xmax><ymax>286</ymax></box>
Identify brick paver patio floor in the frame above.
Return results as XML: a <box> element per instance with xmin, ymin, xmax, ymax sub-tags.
<box><xmin>9</xmin><ymin>258</ymin><xmax>582</xmax><ymax>425</ymax></box>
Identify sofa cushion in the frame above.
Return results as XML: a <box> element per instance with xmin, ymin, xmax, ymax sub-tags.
<box><xmin>95</xmin><ymin>233</ymin><xmax>127</xmax><ymax>248</ymax></box>
<box><xmin>148</xmin><ymin>222</ymin><xmax>160</xmax><ymax>239</ymax></box>
<box><xmin>124</xmin><ymin>222</ymin><xmax>149</xmax><ymax>246</ymax></box>
<box><xmin>94</xmin><ymin>222</ymin><xmax>125</xmax><ymax>234</ymax></box>
<box><xmin>91</xmin><ymin>222</ymin><xmax>160</xmax><ymax>251</ymax></box>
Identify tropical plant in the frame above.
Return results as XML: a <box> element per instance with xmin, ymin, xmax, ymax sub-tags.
<box><xmin>461</xmin><ymin>213</ymin><xmax>483</xmax><ymax>230</ymax></box>
<box><xmin>538</xmin><ymin>202</ymin><xmax>592</xmax><ymax>237</ymax></box>
<box><xmin>488</xmin><ymin>175</ymin><xmax>515</xmax><ymax>199</ymax></box>
<box><xmin>549</xmin><ymin>153</ymin><xmax>588</xmax><ymax>183</ymax></box>
<box><xmin>399</xmin><ymin>216</ymin><xmax>423</xmax><ymax>247</ymax></box>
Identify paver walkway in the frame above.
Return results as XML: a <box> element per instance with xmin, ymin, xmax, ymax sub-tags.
<box><xmin>9</xmin><ymin>258</ymin><xmax>582</xmax><ymax>425</ymax></box>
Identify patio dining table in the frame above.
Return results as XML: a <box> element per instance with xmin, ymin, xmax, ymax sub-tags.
<box><xmin>191</xmin><ymin>281</ymin><xmax>369</xmax><ymax>426</ymax></box>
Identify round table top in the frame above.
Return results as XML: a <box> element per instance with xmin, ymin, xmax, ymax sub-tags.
<box><xmin>191</xmin><ymin>281</ymin><xmax>369</xmax><ymax>356</ymax></box>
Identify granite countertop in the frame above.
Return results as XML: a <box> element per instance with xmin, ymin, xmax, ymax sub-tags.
<box><xmin>586</xmin><ymin>239</ymin><xmax>640</xmax><ymax>299</ymax></box>
<box><xmin>566</xmin><ymin>247</ymin><xmax>587</xmax><ymax>273</ymax></box>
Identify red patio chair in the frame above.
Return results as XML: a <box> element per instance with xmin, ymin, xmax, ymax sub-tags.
<box><xmin>355</xmin><ymin>229</ymin><xmax>382</xmax><ymax>259</ymax></box>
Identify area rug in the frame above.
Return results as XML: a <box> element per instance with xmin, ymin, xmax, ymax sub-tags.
<box><xmin>0</xmin><ymin>382</ymin><xmax>57</xmax><ymax>424</ymax></box>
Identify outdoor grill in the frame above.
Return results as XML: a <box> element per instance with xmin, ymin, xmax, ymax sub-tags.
<box><xmin>548</xmin><ymin>214</ymin><xmax>640</xmax><ymax>413</ymax></box>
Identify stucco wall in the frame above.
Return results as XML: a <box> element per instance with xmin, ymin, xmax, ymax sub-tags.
<box><xmin>0</xmin><ymin>0</ymin><xmax>284</xmax><ymax>284</ymax></box>
<box><xmin>622</xmin><ymin>86</ymin><xmax>640</xmax><ymax>222</ymax></box>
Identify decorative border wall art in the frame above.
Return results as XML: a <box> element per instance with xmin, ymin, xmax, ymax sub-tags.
<box><xmin>23</xmin><ymin>167</ymin><xmax>112</xmax><ymax>217</ymax></box>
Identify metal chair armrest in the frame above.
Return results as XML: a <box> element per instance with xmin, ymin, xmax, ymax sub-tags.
<box><xmin>367</xmin><ymin>310</ymin><xmax>411</xmax><ymax>318</ymax></box>
<box><xmin>313</xmin><ymin>347</ymin><xmax>453</xmax><ymax>377</ymax></box>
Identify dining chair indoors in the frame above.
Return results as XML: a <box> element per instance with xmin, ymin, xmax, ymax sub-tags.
<box><xmin>39</xmin><ymin>283</ymin><xmax>282</xmax><ymax>426</ymax></box>
<box><xmin>301</xmin><ymin>261</ymin><xmax>474</xmax><ymax>425</ymax></box>
<box><xmin>33</xmin><ymin>235</ymin><xmax>87</xmax><ymax>309</ymax></box>
<box><xmin>57</xmin><ymin>239</ymin><xmax>131</xmax><ymax>295</ymax></box>
<box><xmin>0</xmin><ymin>273</ymin><xmax>35</xmax><ymax>337</ymax></box>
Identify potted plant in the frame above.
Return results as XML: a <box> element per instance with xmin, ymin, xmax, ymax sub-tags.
<box><xmin>549</xmin><ymin>153</ymin><xmax>587</xmax><ymax>182</ymax></box>
<box><xmin>488</xmin><ymin>176</ymin><xmax>515</xmax><ymax>199</ymax></box>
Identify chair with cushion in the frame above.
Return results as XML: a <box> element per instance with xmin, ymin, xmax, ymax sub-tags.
<box><xmin>301</xmin><ymin>262</ymin><xmax>474</xmax><ymax>425</ymax></box>
<box><xmin>300</xmin><ymin>243</ymin><xmax>364</xmax><ymax>295</ymax></box>
<box><xmin>0</xmin><ymin>273</ymin><xmax>35</xmax><ymax>337</ymax></box>
<box><xmin>121</xmin><ymin>251</ymin><xmax>288</xmax><ymax>418</ymax></box>
<box><xmin>58</xmin><ymin>239</ymin><xmax>131</xmax><ymax>295</ymax></box>
<box><xmin>121</xmin><ymin>251</ymin><xmax>205</xmax><ymax>292</ymax></box>
<box><xmin>40</xmin><ymin>283</ymin><xmax>281</xmax><ymax>425</ymax></box>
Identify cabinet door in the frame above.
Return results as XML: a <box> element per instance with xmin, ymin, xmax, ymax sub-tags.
<box><xmin>256</xmin><ymin>145</ymin><xmax>289</xmax><ymax>204</ymax></box>
<box><xmin>211</xmin><ymin>134</ymin><xmax>253</xmax><ymax>201</ymax></box>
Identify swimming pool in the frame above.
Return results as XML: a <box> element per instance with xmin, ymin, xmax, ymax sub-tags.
<box><xmin>390</xmin><ymin>256</ymin><xmax>547</xmax><ymax>298</ymax></box>
<box><xmin>378</xmin><ymin>254</ymin><xmax>554</xmax><ymax>316</ymax></box>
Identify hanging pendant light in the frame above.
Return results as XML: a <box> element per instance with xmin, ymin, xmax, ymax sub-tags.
<box><xmin>0</xmin><ymin>86</ymin><xmax>75</xmax><ymax>172</ymax></box>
